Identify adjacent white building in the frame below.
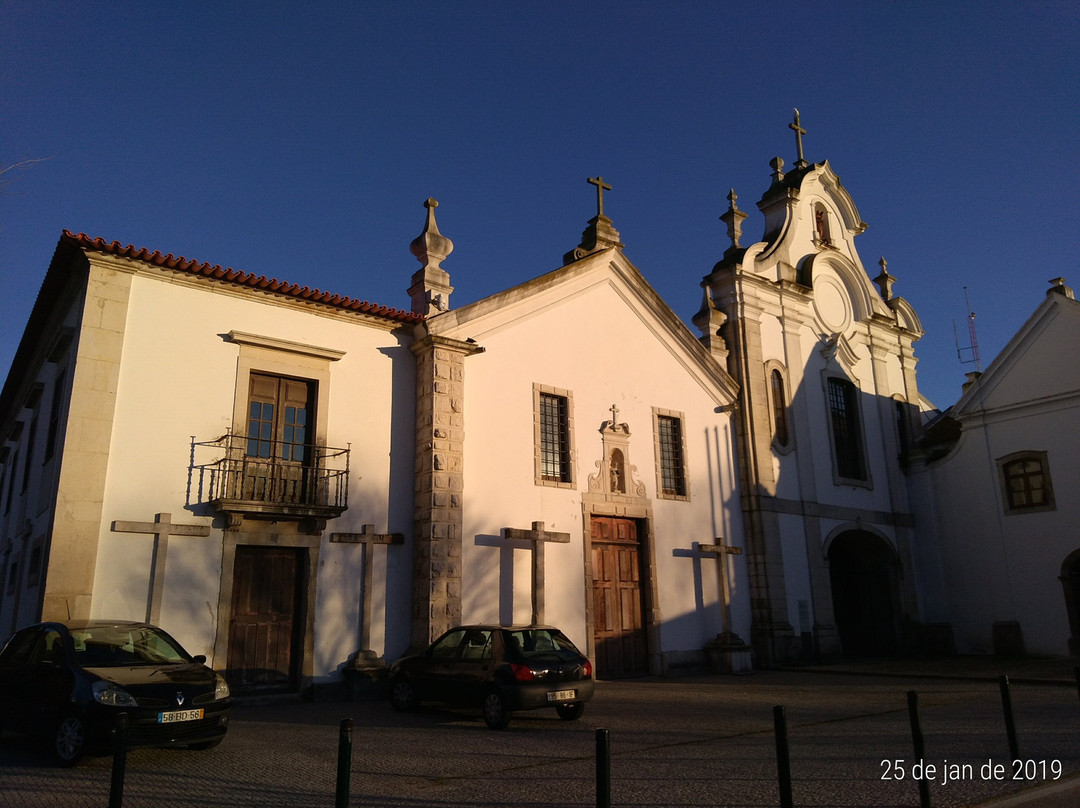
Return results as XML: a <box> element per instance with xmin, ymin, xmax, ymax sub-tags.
<box><xmin>909</xmin><ymin>278</ymin><xmax>1080</xmax><ymax>657</ymax></box>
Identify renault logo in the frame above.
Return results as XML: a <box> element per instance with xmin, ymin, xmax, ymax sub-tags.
<box><xmin>176</xmin><ymin>692</ymin><xmax>185</xmax><ymax>706</ymax></box>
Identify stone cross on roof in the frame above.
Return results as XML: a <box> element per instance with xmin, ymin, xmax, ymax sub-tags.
<box><xmin>790</xmin><ymin>109</ymin><xmax>808</xmax><ymax>169</ymax></box>
<box><xmin>588</xmin><ymin>176</ymin><xmax>613</xmax><ymax>218</ymax></box>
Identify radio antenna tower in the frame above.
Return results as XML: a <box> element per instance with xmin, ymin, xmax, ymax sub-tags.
<box><xmin>952</xmin><ymin>286</ymin><xmax>982</xmax><ymax>372</ymax></box>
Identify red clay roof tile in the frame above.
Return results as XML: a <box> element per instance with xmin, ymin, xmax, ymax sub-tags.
<box><xmin>61</xmin><ymin>230</ymin><xmax>423</xmax><ymax>324</ymax></box>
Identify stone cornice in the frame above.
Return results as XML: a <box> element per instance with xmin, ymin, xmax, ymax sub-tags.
<box><xmin>225</xmin><ymin>331</ymin><xmax>346</xmax><ymax>361</ymax></box>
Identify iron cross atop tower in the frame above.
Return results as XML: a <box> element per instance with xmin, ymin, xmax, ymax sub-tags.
<box><xmin>790</xmin><ymin>109</ymin><xmax>808</xmax><ymax>169</ymax></box>
<box><xmin>588</xmin><ymin>176</ymin><xmax>613</xmax><ymax>218</ymax></box>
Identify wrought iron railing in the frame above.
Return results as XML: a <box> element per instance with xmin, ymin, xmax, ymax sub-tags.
<box><xmin>189</xmin><ymin>434</ymin><xmax>350</xmax><ymax>518</ymax></box>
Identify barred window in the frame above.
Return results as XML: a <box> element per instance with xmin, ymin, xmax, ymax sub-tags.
<box><xmin>539</xmin><ymin>393</ymin><xmax>570</xmax><ymax>483</ymax></box>
<box><xmin>828</xmin><ymin>377</ymin><xmax>866</xmax><ymax>481</ymax></box>
<box><xmin>657</xmin><ymin>415</ymin><xmax>687</xmax><ymax>497</ymax></box>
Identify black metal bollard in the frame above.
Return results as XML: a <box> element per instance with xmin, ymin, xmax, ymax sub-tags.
<box><xmin>907</xmin><ymin>691</ymin><xmax>932</xmax><ymax>808</ymax></box>
<box><xmin>109</xmin><ymin>712</ymin><xmax>128</xmax><ymax>808</ymax></box>
<box><xmin>595</xmin><ymin>728</ymin><xmax>611</xmax><ymax>808</ymax></box>
<box><xmin>773</xmin><ymin>705</ymin><xmax>793</xmax><ymax>808</ymax></box>
<box><xmin>998</xmin><ymin>675</ymin><xmax>1020</xmax><ymax>762</ymax></box>
<box><xmin>1074</xmin><ymin>666</ymin><xmax>1080</xmax><ymax>707</ymax></box>
<box><xmin>335</xmin><ymin>718</ymin><xmax>353</xmax><ymax>808</ymax></box>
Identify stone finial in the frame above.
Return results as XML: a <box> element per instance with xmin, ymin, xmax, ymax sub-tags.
<box><xmin>873</xmin><ymin>256</ymin><xmax>896</xmax><ymax>301</ymax></box>
<box><xmin>692</xmin><ymin>285</ymin><xmax>729</xmax><ymax>362</ymax></box>
<box><xmin>408</xmin><ymin>198</ymin><xmax>454</xmax><ymax>315</ymax></box>
<box><xmin>1047</xmin><ymin>277</ymin><xmax>1075</xmax><ymax>299</ymax></box>
<box><xmin>769</xmin><ymin>156</ymin><xmax>786</xmax><ymax>183</ymax></box>
<box><xmin>719</xmin><ymin>188</ymin><xmax>748</xmax><ymax>250</ymax></box>
<box><xmin>409</xmin><ymin>198</ymin><xmax>453</xmax><ymax>271</ymax></box>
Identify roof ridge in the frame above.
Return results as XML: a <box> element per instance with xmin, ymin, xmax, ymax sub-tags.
<box><xmin>61</xmin><ymin>230</ymin><xmax>423</xmax><ymax>324</ymax></box>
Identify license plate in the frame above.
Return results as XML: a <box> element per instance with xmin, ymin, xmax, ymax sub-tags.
<box><xmin>547</xmin><ymin>689</ymin><xmax>576</xmax><ymax>702</ymax></box>
<box><xmin>158</xmin><ymin>708</ymin><xmax>204</xmax><ymax>723</ymax></box>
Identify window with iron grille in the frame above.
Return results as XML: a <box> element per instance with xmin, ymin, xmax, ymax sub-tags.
<box><xmin>539</xmin><ymin>392</ymin><xmax>571</xmax><ymax>483</ymax></box>
<box><xmin>827</xmin><ymin>377</ymin><xmax>866</xmax><ymax>481</ymax></box>
<box><xmin>657</xmin><ymin>415</ymin><xmax>687</xmax><ymax>497</ymax></box>
<box><xmin>1000</xmin><ymin>452</ymin><xmax>1055</xmax><ymax>513</ymax></box>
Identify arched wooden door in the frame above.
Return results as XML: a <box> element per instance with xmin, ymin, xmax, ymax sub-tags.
<box><xmin>591</xmin><ymin>516</ymin><xmax>647</xmax><ymax>676</ymax></box>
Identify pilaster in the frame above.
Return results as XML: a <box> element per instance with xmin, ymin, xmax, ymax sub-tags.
<box><xmin>43</xmin><ymin>259</ymin><xmax>132</xmax><ymax>621</ymax></box>
<box><xmin>716</xmin><ymin>285</ymin><xmax>797</xmax><ymax>665</ymax></box>
<box><xmin>408</xmin><ymin>334</ymin><xmax>481</xmax><ymax>646</ymax></box>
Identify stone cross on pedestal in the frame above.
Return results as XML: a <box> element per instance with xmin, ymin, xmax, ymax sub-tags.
<box><xmin>502</xmin><ymin>521</ymin><xmax>571</xmax><ymax>625</ymax></box>
<box><xmin>330</xmin><ymin>525</ymin><xmax>404</xmax><ymax>652</ymax></box>
<box><xmin>111</xmin><ymin>513</ymin><xmax>211</xmax><ymax>625</ymax></box>
<box><xmin>697</xmin><ymin>538</ymin><xmax>744</xmax><ymax>636</ymax></box>
<box><xmin>588</xmin><ymin>176</ymin><xmax>613</xmax><ymax>218</ymax></box>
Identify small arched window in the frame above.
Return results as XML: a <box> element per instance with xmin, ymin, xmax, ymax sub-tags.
<box><xmin>999</xmin><ymin>452</ymin><xmax>1055</xmax><ymax>513</ymax></box>
<box><xmin>770</xmin><ymin>369</ymin><xmax>790</xmax><ymax>448</ymax></box>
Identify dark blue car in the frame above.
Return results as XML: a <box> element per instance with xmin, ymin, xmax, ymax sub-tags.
<box><xmin>389</xmin><ymin>625</ymin><xmax>594</xmax><ymax>729</ymax></box>
<box><xmin>0</xmin><ymin>620</ymin><xmax>230</xmax><ymax>765</ymax></box>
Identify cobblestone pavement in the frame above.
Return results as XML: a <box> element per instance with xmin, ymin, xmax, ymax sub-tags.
<box><xmin>1</xmin><ymin>658</ymin><xmax>1078</xmax><ymax>807</ymax></box>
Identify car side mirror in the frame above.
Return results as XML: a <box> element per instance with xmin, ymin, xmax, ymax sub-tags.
<box><xmin>192</xmin><ymin>654</ymin><xmax>207</xmax><ymax>664</ymax></box>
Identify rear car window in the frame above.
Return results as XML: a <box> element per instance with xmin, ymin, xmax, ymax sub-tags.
<box><xmin>509</xmin><ymin>629</ymin><xmax>580</xmax><ymax>658</ymax></box>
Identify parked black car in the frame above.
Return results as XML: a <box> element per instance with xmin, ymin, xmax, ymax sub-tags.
<box><xmin>0</xmin><ymin>620</ymin><xmax>231</xmax><ymax>765</ymax></box>
<box><xmin>388</xmin><ymin>625</ymin><xmax>594</xmax><ymax>729</ymax></box>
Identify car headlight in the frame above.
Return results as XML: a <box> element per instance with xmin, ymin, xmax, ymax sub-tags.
<box><xmin>214</xmin><ymin>672</ymin><xmax>230</xmax><ymax>700</ymax></box>
<box><xmin>92</xmin><ymin>680</ymin><xmax>139</xmax><ymax>707</ymax></box>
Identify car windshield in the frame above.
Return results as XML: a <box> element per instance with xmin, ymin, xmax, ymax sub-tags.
<box><xmin>508</xmin><ymin>629</ymin><xmax>580</xmax><ymax>659</ymax></box>
<box><xmin>71</xmin><ymin>625</ymin><xmax>191</xmax><ymax>667</ymax></box>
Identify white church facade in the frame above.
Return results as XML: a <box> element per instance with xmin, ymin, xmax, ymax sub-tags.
<box><xmin>2</xmin><ymin>119</ymin><xmax>1075</xmax><ymax>696</ymax></box>
<box><xmin>0</xmin><ymin>180</ymin><xmax>753</xmax><ymax>694</ymax></box>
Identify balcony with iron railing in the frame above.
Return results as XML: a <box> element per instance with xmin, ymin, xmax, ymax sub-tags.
<box><xmin>188</xmin><ymin>433</ymin><xmax>350</xmax><ymax>525</ymax></box>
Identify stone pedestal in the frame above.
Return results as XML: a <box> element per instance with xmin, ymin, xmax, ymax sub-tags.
<box><xmin>705</xmin><ymin>632</ymin><xmax>754</xmax><ymax>675</ymax></box>
<box><xmin>342</xmin><ymin>649</ymin><xmax>389</xmax><ymax>700</ymax></box>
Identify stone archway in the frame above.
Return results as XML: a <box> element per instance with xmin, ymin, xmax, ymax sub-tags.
<box><xmin>1060</xmin><ymin>549</ymin><xmax>1080</xmax><ymax>656</ymax></box>
<box><xmin>827</xmin><ymin>530</ymin><xmax>901</xmax><ymax>657</ymax></box>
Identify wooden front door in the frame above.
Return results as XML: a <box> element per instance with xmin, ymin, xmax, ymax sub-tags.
<box><xmin>227</xmin><ymin>546</ymin><xmax>302</xmax><ymax>692</ymax></box>
<box><xmin>591</xmin><ymin>516</ymin><xmax>648</xmax><ymax>676</ymax></box>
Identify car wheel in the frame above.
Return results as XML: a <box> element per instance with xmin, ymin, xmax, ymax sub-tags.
<box><xmin>389</xmin><ymin>678</ymin><xmax>419</xmax><ymax>712</ymax></box>
<box><xmin>555</xmin><ymin>702</ymin><xmax>585</xmax><ymax>721</ymax></box>
<box><xmin>53</xmin><ymin>713</ymin><xmax>86</xmax><ymax>767</ymax></box>
<box><xmin>482</xmin><ymin>690</ymin><xmax>511</xmax><ymax>729</ymax></box>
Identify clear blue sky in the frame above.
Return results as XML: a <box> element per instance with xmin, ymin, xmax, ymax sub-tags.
<box><xmin>2</xmin><ymin>2</ymin><xmax>1077</xmax><ymax>410</ymax></box>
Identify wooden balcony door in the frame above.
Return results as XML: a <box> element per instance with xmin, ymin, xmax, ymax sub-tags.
<box><xmin>227</xmin><ymin>546</ymin><xmax>302</xmax><ymax>692</ymax></box>
<box><xmin>591</xmin><ymin>516</ymin><xmax>648</xmax><ymax>676</ymax></box>
<box><xmin>245</xmin><ymin>373</ymin><xmax>315</xmax><ymax>505</ymax></box>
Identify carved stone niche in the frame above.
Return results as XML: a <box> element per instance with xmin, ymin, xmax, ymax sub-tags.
<box><xmin>588</xmin><ymin>413</ymin><xmax>646</xmax><ymax>498</ymax></box>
